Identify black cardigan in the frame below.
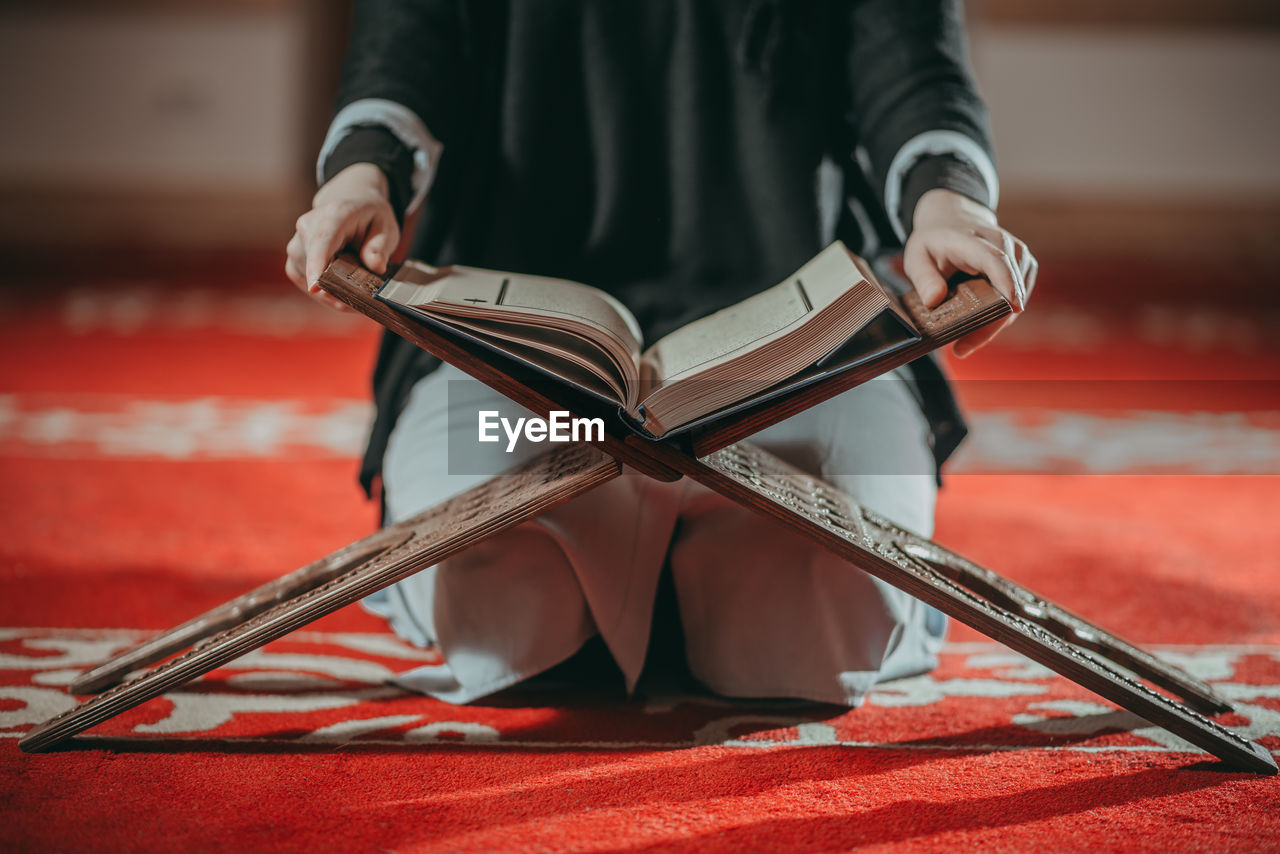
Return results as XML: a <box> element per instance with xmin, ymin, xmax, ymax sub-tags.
<box><xmin>322</xmin><ymin>0</ymin><xmax>994</xmax><ymax>496</ymax></box>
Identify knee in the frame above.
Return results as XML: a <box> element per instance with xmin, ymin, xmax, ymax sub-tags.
<box><xmin>671</xmin><ymin>512</ymin><xmax>941</xmax><ymax>703</ymax></box>
<box><xmin>433</xmin><ymin>524</ymin><xmax>593</xmax><ymax>644</ymax></box>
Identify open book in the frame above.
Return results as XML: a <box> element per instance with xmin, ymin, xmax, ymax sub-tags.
<box><xmin>377</xmin><ymin>241</ymin><xmax>1006</xmax><ymax>438</ymax></box>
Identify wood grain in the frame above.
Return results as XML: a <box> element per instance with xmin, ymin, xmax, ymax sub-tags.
<box><xmin>20</xmin><ymin>445</ymin><xmax>620</xmax><ymax>753</ymax></box>
<box><xmin>689</xmin><ymin>443</ymin><xmax>1276</xmax><ymax>774</ymax></box>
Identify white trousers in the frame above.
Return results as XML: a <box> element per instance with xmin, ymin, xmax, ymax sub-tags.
<box><xmin>364</xmin><ymin>363</ymin><xmax>946</xmax><ymax>705</ymax></box>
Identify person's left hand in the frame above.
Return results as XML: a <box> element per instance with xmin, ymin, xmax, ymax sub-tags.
<box><xmin>902</xmin><ymin>188</ymin><xmax>1038</xmax><ymax>358</ymax></box>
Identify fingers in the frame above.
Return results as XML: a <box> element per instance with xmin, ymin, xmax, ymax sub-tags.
<box><xmin>287</xmin><ymin>198</ymin><xmax>397</xmax><ymax>314</ymax></box>
<box><xmin>1012</xmin><ymin>234</ymin><xmax>1039</xmax><ymax>300</ymax></box>
<box><xmin>905</xmin><ymin>225</ymin><xmax>1030</xmax><ymax>314</ymax></box>
<box><xmin>942</xmin><ymin>232</ymin><xmax>1025</xmax><ymax>357</ymax></box>
<box><xmin>904</xmin><ymin>223</ymin><xmax>1037</xmax><ymax>358</ymax></box>
<box><xmin>300</xmin><ymin>205</ymin><xmax>363</xmax><ymax>294</ymax></box>
<box><xmin>284</xmin><ymin>162</ymin><xmax>399</xmax><ymax>313</ymax></box>
<box><xmin>360</xmin><ymin>210</ymin><xmax>400</xmax><ymax>275</ymax></box>
<box><xmin>285</xmin><ymin>233</ymin><xmax>306</xmax><ymax>291</ymax></box>
<box><xmin>903</xmin><ymin>239</ymin><xmax>950</xmax><ymax>309</ymax></box>
<box><xmin>950</xmin><ymin>232</ymin><xmax>1027</xmax><ymax>313</ymax></box>
<box><xmin>287</xmin><ymin>231</ymin><xmax>350</xmax><ymax>310</ymax></box>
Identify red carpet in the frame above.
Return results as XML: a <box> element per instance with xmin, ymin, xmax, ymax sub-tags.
<box><xmin>1</xmin><ymin>253</ymin><xmax>1277</xmax><ymax>852</ymax></box>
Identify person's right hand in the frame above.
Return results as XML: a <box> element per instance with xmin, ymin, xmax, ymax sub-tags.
<box><xmin>285</xmin><ymin>162</ymin><xmax>400</xmax><ymax>312</ymax></box>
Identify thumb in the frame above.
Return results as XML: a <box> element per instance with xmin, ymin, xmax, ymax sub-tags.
<box><xmin>361</xmin><ymin>214</ymin><xmax>400</xmax><ymax>275</ymax></box>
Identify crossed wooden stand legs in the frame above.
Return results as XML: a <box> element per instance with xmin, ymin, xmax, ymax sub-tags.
<box><xmin>19</xmin><ymin>442</ymin><xmax>1277</xmax><ymax>774</ymax></box>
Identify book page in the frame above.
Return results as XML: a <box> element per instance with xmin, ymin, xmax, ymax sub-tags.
<box><xmin>642</xmin><ymin>243</ymin><xmax>868</xmax><ymax>385</ymax></box>
<box><xmin>643</xmin><ymin>282</ymin><xmax>809</xmax><ymax>383</ymax></box>
<box><xmin>379</xmin><ymin>259</ymin><xmax>645</xmax><ymax>409</ymax></box>
<box><xmin>383</xmin><ymin>261</ymin><xmax>643</xmax><ymax>356</ymax></box>
<box><xmin>442</xmin><ymin>324</ymin><xmax>623</xmax><ymax>403</ymax></box>
<box><xmin>442</xmin><ymin>315</ymin><xmax>631</xmax><ymax>401</ymax></box>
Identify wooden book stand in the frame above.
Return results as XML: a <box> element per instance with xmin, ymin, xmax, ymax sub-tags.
<box><xmin>20</xmin><ymin>257</ymin><xmax>1276</xmax><ymax>774</ymax></box>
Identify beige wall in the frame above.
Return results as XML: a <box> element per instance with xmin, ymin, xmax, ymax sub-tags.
<box><xmin>969</xmin><ymin>23</ymin><xmax>1280</xmax><ymax>256</ymax></box>
<box><xmin>971</xmin><ymin>24</ymin><xmax>1280</xmax><ymax>199</ymax></box>
<box><xmin>0</xmin><ymin>4</ymin><xmax>322</xmax><ymax>248</ymax></box>
<box><xmin>0</xmin><ymin>9</ymin><xmax>306</xmax><ymax>192</ymax></box>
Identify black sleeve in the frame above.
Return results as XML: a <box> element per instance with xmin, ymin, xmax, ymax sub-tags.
<box><xmin>845</xmin><ymin>0</ymin><xmax>995</xmax><ymax>229</ymax></box>
<box><xmin>896</xmin><ymin>153</ymin><xmax>991</xmax><ymax>235</ymax></box>
<box><xmin>334</xmin><ymin>0</ymin><xmax>466</xmax><ymax>145</ymax></box>
<box><xmin>322</xmin><ymin>127</ymin><xmax>417</xmax><ymax>222</ymax></box>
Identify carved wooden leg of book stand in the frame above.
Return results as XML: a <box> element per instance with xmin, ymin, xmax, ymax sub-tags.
<box><xmin>18</xmin><ymin>444</ymin><xmax>621</xmax><ymax>754</ymax></box>
<box><xmin>66</xmin><ymin>527</ymin><xmax>425</xmax><ymax>696</ymax></box>
<box><xmin>21</xmin><ymin>442</ymin><xmax>1276</xmax><ymax>773</ymax></box>
<box><xmin>686</xmin><ymin>443</ymin><xmax>1276</xmax><ymax>774</ymax></box>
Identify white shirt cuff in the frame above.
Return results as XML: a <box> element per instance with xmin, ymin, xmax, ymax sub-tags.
<box><xmin>882</xmin><ymin>130</ymin><xmax>1000</xmax><ymax>243</ymax></box>
<box><xmin>316</xmin><ymin>98</ymin><xmax>443</xmax><ymax>215</ymax></box>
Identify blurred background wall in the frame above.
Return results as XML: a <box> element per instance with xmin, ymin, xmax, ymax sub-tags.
<box><xmin>0</xmin><ymin>0</ymin><xmax>346</xmax><ymax>252</ymax></box>
<box><xmin>0</xmin><ymin>0</ymin><xmax>1276</xmax><ymax>260</ymax></box>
